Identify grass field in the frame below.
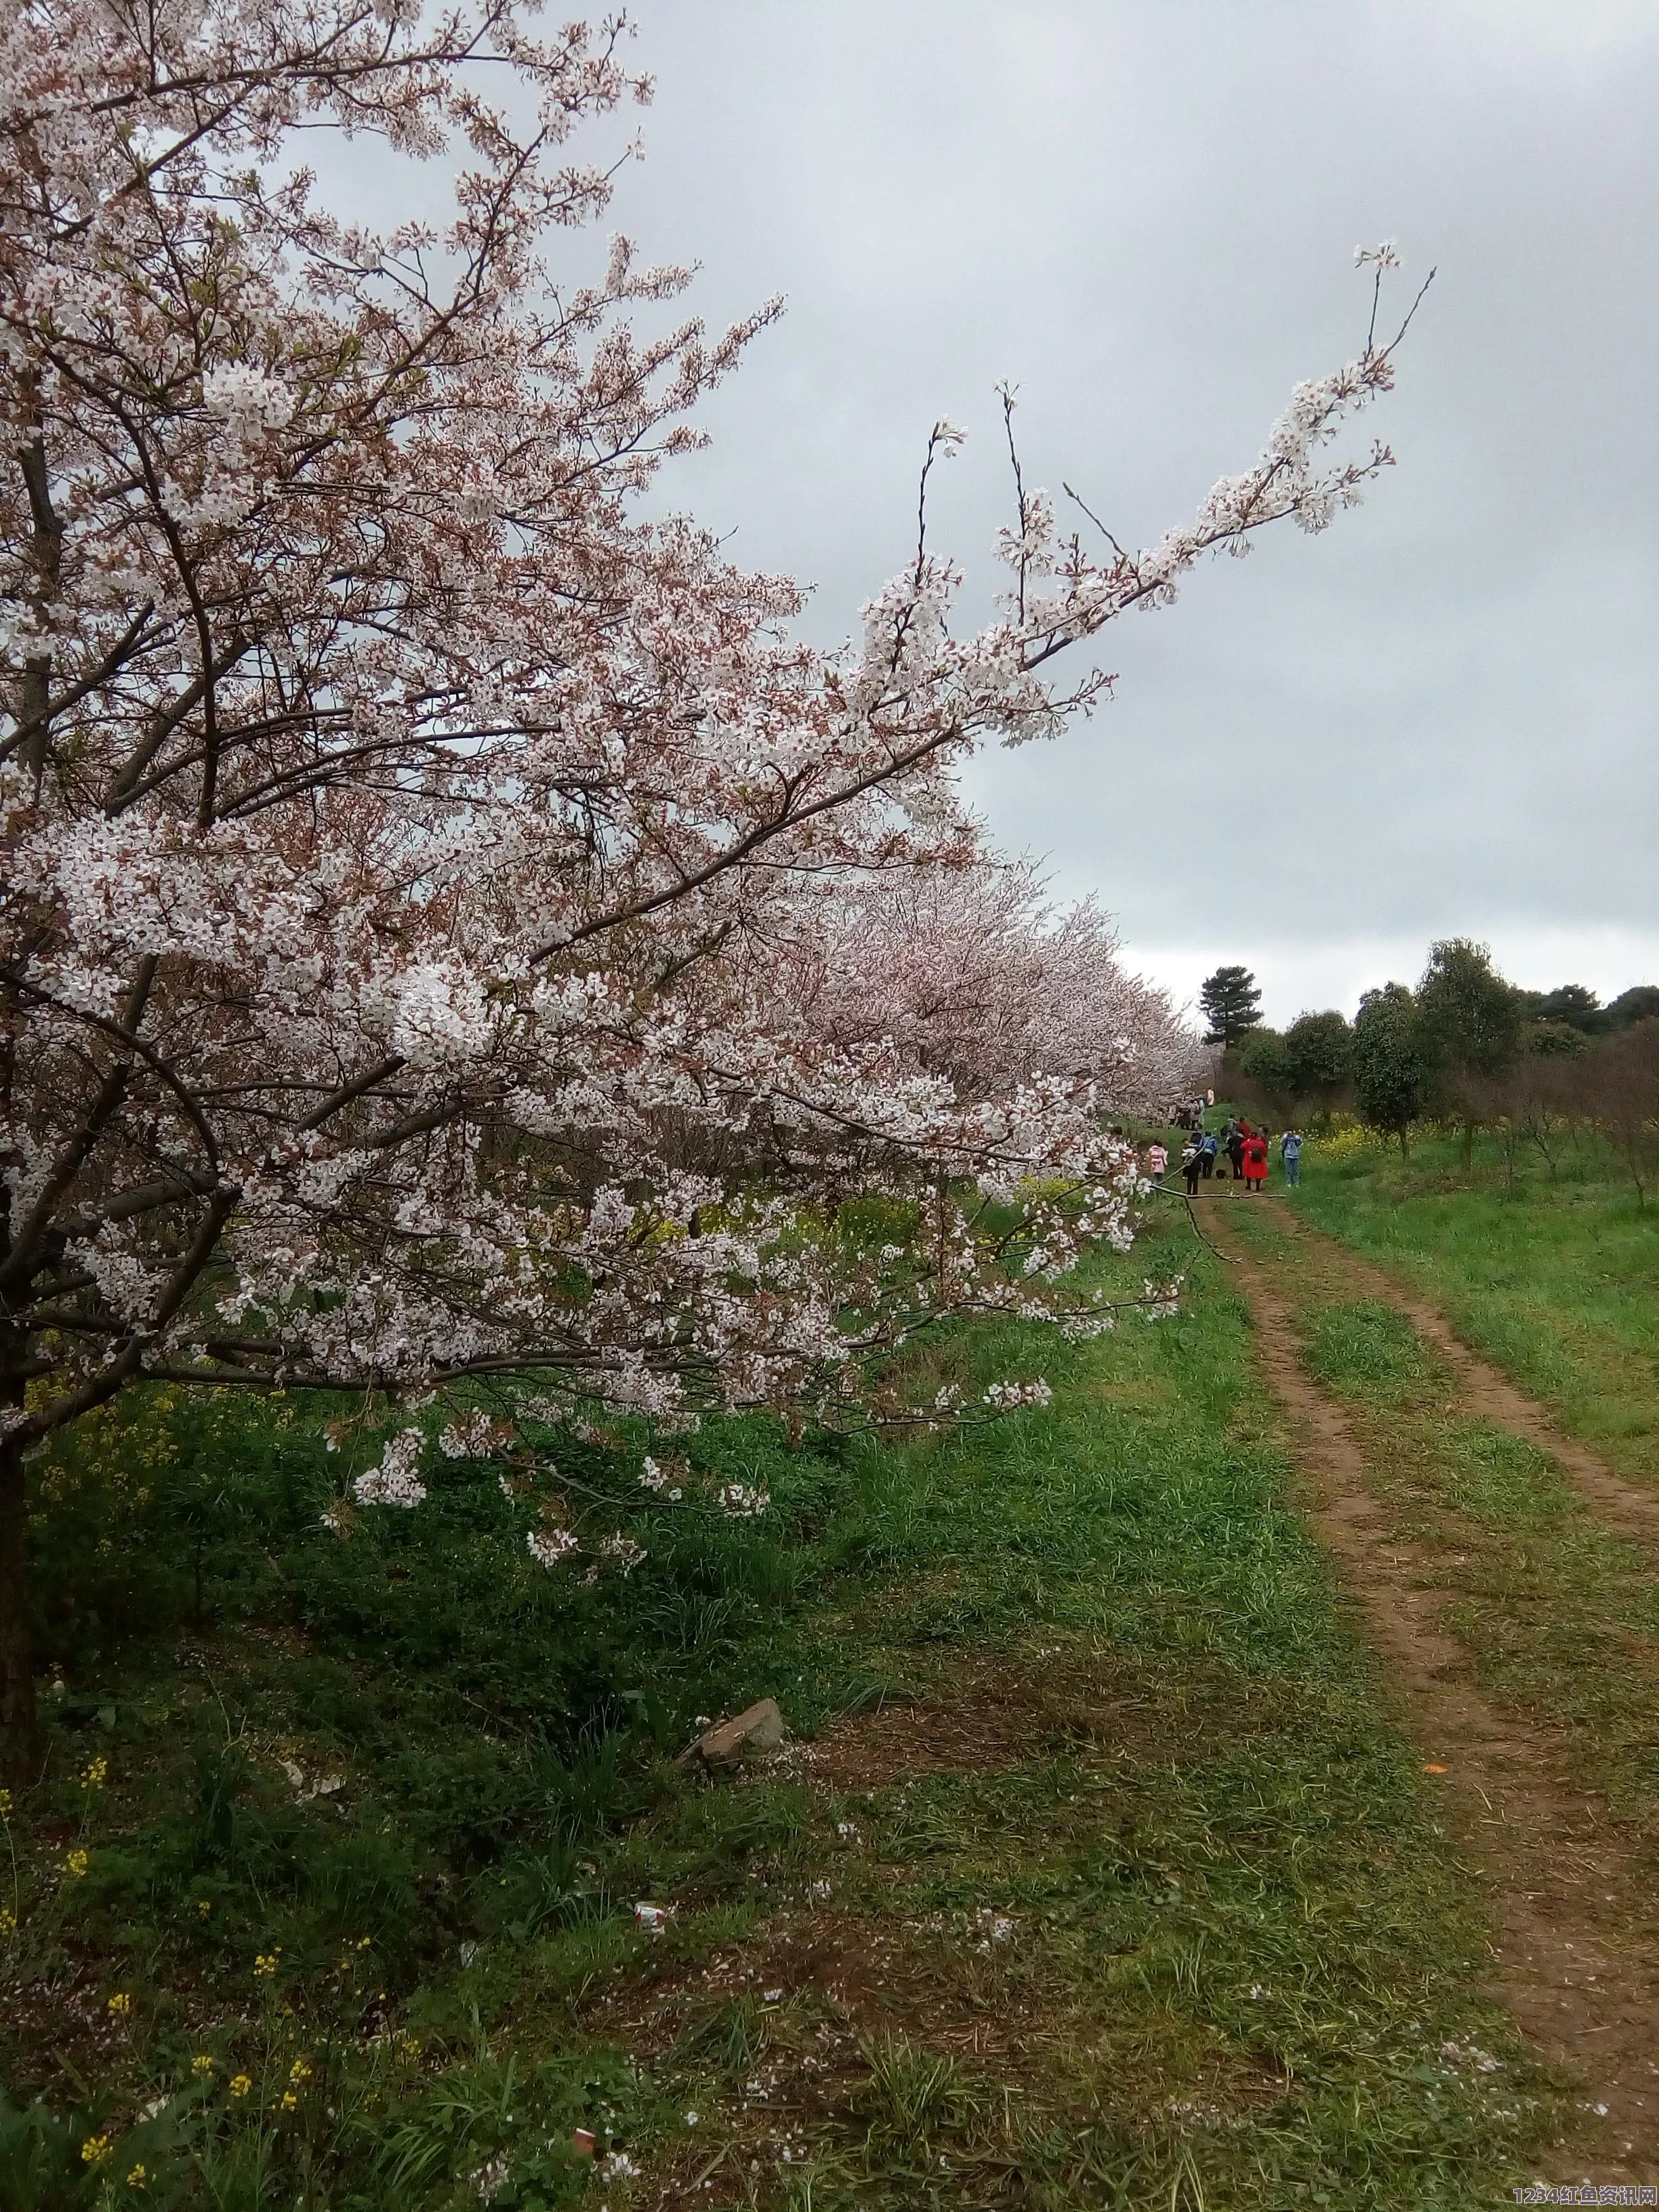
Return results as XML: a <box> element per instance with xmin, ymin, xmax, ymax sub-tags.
<box><xmin>0</xmin><ymin>1196</ymin><xmax>1567</xmax><ymax>2209</ymax></box>
<box><xmin>1286</xmin><ymin>1122</ymin><xmax>1659</xmax><ymax>1486</ymax></box>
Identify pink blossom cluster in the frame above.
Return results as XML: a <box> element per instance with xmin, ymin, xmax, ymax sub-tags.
<box><xmin>981</xmin><ymin>1379</ymin><xmax>1053</xmax><ymax>1412</ymax></box>
<box><xmin>715</xmin><ymin>1482</ymin><xmax>769</xmax><ymax>1519</ymax></box>
<box><xmin>352</xmin><ymin>1429</ymin><xmax>427</xmax><ymax>1509</ymax></box>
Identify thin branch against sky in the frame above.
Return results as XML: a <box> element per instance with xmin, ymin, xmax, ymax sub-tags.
<box><xmin>592</xmin><ymin>1</ymin><xmax>1659</xmax><ymax>1017</ymax></box>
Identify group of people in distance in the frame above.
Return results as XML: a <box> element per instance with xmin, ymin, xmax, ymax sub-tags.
<box><xmin>1145</xmin><ymin>1116</ymin><xmax>1303</xmax><ymax>1197</ymax></box>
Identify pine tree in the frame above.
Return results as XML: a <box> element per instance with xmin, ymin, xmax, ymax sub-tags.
<box><xmin>1200</xmin><ymin>965</ymin><xmax>1264</xmax><ymax>1048</ymax></box>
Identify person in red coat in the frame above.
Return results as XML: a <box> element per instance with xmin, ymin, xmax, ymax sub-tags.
<box><xmin>1242</xmin><ymin>1128</ymin><xmax>1269</xmax><ymax>1191</ymax></box>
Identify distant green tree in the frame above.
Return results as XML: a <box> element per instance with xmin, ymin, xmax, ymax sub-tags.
<box><xmin>1200</xmin><ymin>964</ymin><xmax>1263</xmax><ymax>1048</ymax></box>
<box><xmin>1282</xmin><ymin>1009</ymin><xmax>1352</xmax><ymax>1113</ymax></box>
<box><xmin>1416</xmin><ymin>939</ymin><xmax>1522</xmax><ymax>1167</ymax></box>
<box><xmin>1351</xmin><ymin>982</ymin><xmax>1430</xmax><ymax>1156</ymax></box>
<box><xmin>1608</xmin><ymin>985</ymin><xmax>1659</xmax><ymax>1029</ymax></box>
<box><xmin>1418</xmin><ymin>939</ymin><xmax>1521</xmax><ymax>1072</ymax></box>
<box><xmin>1527</xmin><ymin>1019</ymin><xmax>1589</xmax><ymax>1059</ymax></box>
<box><xmin>1534</xmin><ymin>983</ymin><xmax>1605</xmax><ymax>1033</ymax></box>
<box><xmin>1237</xmin><ymin>1010</ymin><xmax>1351</xmax><ymax>1122</ymax></box>
<box><xmin>1236</xmin><ymin>1026</ymin><xmax>1294</xmax><ymax>1111</ymax></box>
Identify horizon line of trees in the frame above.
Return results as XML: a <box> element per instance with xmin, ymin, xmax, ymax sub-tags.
<box><xmin>1220</xmin><ymin>942</ymin><xmax>1659</xmax><ymax>1201</ymax></box>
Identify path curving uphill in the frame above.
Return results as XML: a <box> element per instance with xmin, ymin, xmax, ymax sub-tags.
<box><xmin>1207</xmin><ymin>1193</ymin><xmax>1659</xmax><ymax>2186</ymax></box>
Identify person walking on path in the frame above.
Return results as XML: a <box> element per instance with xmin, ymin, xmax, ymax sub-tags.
<box><xmin>1147</xmin><ymin>1140</ymin><xmax>1168</xmax><ymax>1182</ymax></box>
<box><xmin>1243</xmin><ymin>1128</ymin><xmax>1269</xmax><ymax>1191</ymax></box>
<box><xmin>1198</xmin><ymin>1130</ymin><xmax>1219</xmax><ymax>1179</ymax></box>
<box><xmin>1280</xmin><ymin>1128</ymin><xmax>1303</xmax><ymax>1188</ymax></box>
<box><xmin>1226</xmin><ymin>1120</ymin><xmax>1248</xmax><ymax>1182</ymax></box>
<box><xmin>1181</xmin><ymin>1136</ymin><xmax>1202</xmax><ymax>1197</ymax></box>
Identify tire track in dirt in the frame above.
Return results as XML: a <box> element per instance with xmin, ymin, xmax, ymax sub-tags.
<box><xmin>1205</xmin><ymin>1196</ymin><xmax>1659</xmax><ymax>2182</ymax></box>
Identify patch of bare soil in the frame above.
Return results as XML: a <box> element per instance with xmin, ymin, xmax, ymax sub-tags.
<box><xmin>599</xmin><ymin>1903</ymin><xmax>1042</xmax><ymax>2058</ymax></box>
<box><xmin>607</xmin><ymin>1898</ymin><xmax>1283</xmax><ymax>2210</ymax></box>
<box><xmin>1208</xmin><ymin>1199</ymin><xmax>1659</xmax><ymax>2184</ymax></box>
<box><xmin>792</xmin><ymin>1656</ymin><xmax>1166</xmax><ymax>1793</ymax></box>
<box><xmin>590</xmin><ymin>1896</ymin><xmax>1058</xmax><ymax>2209</ymax></box>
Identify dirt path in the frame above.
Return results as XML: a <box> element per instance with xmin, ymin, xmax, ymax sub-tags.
<box><xmin>1264</xmin><ymin>1197</ymin><xmax>1659</xmax><ymax>1547</ymax></box>
<box><xmin>1205</xmin><ymin>1195</ymin><xmax>1659</xmax><ymax>2182</ymax></box>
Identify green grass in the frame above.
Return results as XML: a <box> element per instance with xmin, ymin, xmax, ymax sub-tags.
<box><xmin>1286</xmin><ymin>1125</ymin><xmax>1659</xmax><ymax>1484</ymax></box>
<box><xmin>0</xmin><ymin>1204</ymin><xmax>1564</xmax><ymax>2207</ymax></box>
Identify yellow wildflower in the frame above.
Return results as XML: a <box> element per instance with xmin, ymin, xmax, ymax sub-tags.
<box><xmin>107</xmin><ymin>1992</ymin><xmax>132</xmax><ymax>2018</ymax></box>
<box><xmin>288</xmin><ymin>2056</ymin><xmax>312</xmax><ymax>2083</ymax></box>
<box><xmin>229</xmin><ymin>2074</ymin><xmax>252</xmax><ymax>2099</ymax></box>
<box><xmin>191</xmin><ymin>2054</ymin><xmax>215</xmax><ymax>2077</ymax></box>
<box><xmin>80</xmin><ymin>2135</ymin><xmax>112</xmax><ymax>2165</ymax></box>
<box><xmin>0</xmin><ymin>1907</ymin><xmax>16</xmax><ymax>1938</ymax></box>
<box><xmin>280</xmin><ymin>2090</ymin><xmax>299</xmax><ymax>2112</ymax></box>
<box><xmin>253</xmin><ymin>1949</ymin><xmax>281</xmax><ymax>1977</ymax></box>
<box><xmin>64</xmin><ymin>1849</ymin><xmax>89</xmax><ymax>1879</ymax></box>
<box><xmin>81</xmin><ymin>1757</ymin><xmax>108</xmax><ymax>1790</ymax></box>
<box><xmin>398</xmin><ymin>2036</ymin><xmax>422</xmax><ymax>2061</ymax></box>
<box><xmin>125</xmin><ymin>2163</ymin><xmax>147</xmax><ymax>2189</ymax></box>
<box><xmin>0</xmin><ymin>1788</ymin><xmax>12</xmax><ymax>1818</ymax></box>
<box><xmin>195</xmin><ymin>1898</ymin><xmax>212</xmax><ymax>1917</ymax></box>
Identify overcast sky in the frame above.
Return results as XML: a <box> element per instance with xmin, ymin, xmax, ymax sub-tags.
<box><xmin>566</xmin><ymin>0</ymin><xmax>1655</xmax><ymax>1026</ymax></box>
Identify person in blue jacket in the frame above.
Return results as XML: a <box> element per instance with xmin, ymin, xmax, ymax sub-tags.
<box><xmin>1280</xmin><ymin>1128</ymin><xmax>1304</xmax><ymax>1187</ymax></box>
<box><xmin>1197</xmin><ymin>1130</ymin><xmax>1220</xmax><ymax>1179</ymax></box>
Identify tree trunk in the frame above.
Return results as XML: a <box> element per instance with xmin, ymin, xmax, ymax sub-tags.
<box><xmin>0</xmin><ymin>1426</ymin><xmax>39</xmax><ymax>1791</ymax></box>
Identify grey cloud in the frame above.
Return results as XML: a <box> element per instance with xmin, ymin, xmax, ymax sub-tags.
<box><xmin>602</xmin><ymin>0</ymin><xmax>1658</xmax><ymax>1010</ymax></box>
<box><xmin>320</xmin><ymin>2</ymin><xmax>1659</xmax><ymax>1017</ymax></box>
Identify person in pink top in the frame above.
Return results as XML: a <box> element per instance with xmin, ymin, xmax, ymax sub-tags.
<box><xmin>1147</xmin><ymin>1141</ymin><xmax>1168</xmax><ymax>1181</ymax></box>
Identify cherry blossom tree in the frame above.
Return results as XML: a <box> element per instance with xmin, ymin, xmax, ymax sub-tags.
<box><xmin>0</xmin><ymin>0</ymin><xmax>1419</xmax><ymax>1775</ymax></box>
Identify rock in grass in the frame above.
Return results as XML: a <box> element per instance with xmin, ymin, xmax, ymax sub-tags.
<box><xmin>680</xmin><ymin>1698</ymin><xmax>787</xmax><ymax>1769</ymax></box>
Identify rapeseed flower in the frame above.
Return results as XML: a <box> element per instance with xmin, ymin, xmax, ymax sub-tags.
<box><xmin>229</xmin><ymin>2074</ymin><xmax>252</xmax><ymax>2099</ymax></box>
<box><xmin>107</xmin><ymin>1992</ymin><xmax>132</xmax><ymax>2018</ymax></box>
<box><xmin>191</xmin><ymin>2054</ymin><xmax>215</xmax><ymax>2077</ymax></box>
<box><xmin>125</xmin><ymin>2163</ymin><xmax>147</xmax><ymax>2188</ymax></box>
<box><xmin>64</xmin><ymin>1849</ymin><xmax>89</xmax><ymax>1878</ymax></box>
<box><xmin>80</xmin><ymin>2134</ymin><xmax>111</xmax><ymax>2165</ymax></box>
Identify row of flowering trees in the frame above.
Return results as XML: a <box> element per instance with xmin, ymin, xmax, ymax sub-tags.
<box><xmin>0</xmin><ymin>0</ymin><xmax>1413</xmax><ymax>1776</ymax></box>
<box><xmin>791</xmin><ymin>857</ymin><xmax>1214</xmax><ymax>1118</ymax></box>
